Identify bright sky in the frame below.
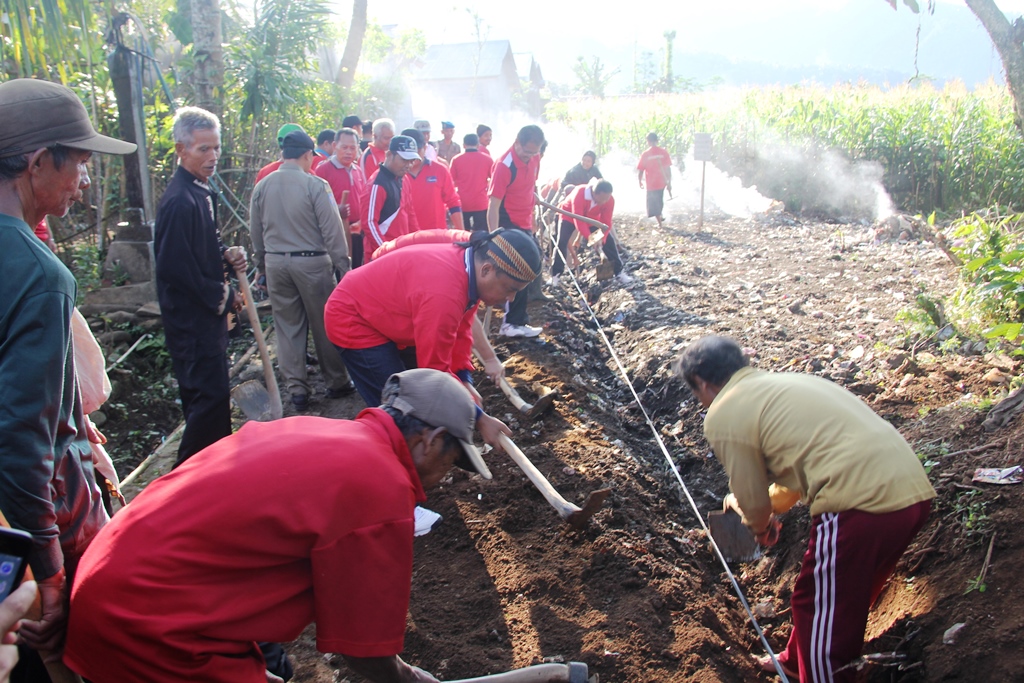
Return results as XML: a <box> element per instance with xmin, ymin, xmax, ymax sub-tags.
<box><xmin>330</xmin><ymin>0</ymin><xmax>1024</xmax><ymax>88</ymax></box>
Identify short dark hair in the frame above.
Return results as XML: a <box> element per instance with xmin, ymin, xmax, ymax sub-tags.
<box><xmin>463</xmin><ymin>133</ymin><xmax>479</xmax><ymax>147</ymax></box>
<box><xmin>341</xmin><ymin>115</ymin><xmax>363</xmax><ymax>129</ymax></box>
<box><xmin>0</xmin><ymin>144</ymin><xmax>73</xmax><ymax>181</ymax></box>
<box><xmin>646</xmin><ymin>132</ymin><xmax>659</xmax><ymax>143</ymax></box>
<box><xmin>362</xmin><ymin>121</ymin><xmax>373</xmax><ymax>133</ymax></box>
<box><xmin>335</xmin><ymin>127</ymin><xmax>360</xmax><ymax>143</ymax></box>
<box><xmin>516</xmin><ymin>125</ymin><xmax>545</xmax><ymax>147</ymax></box>
<box><xmin>594</xmin><ymin>180</ymin><xmax>613</xmax><ymax>195</ymax></box>
<box><xmin>476</xmin><ymin>124</ymin><xmax>492</xmax><ymax>136</ymax></box>
<box><xmin>317</xmin><ymin>129</ymin><xmax>336</xmax><ymax>146</ymax></box>
<box><xmin>583</xmin><ymin>150</ymin><xmax>597</xmax><ymax>160</ymax></box>
<box><xmin>382</xmin><ymin>405</ymin><xmax>460</xmax><ymax>453</ymax></box>
<box><xmin>672</xmin><ymin>336</ymin><xmax>749</xmax><ymax>389</ymax></box>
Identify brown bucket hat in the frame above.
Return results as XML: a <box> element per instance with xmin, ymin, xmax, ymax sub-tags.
<box><xmin>0</xmin><ymin>79</ymin><xmax>137</xmax><ymax>159</ymax></box>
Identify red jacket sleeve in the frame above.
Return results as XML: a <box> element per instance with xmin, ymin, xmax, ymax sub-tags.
<box><xmin>441</xmin><ymin>166</ymin><xmax>462</xmax><ymax>213</ymax></box>
<box><xmin>363</xmin><ymin>181</ymin><xmax>388</xmax><ymax>252</ymax></box>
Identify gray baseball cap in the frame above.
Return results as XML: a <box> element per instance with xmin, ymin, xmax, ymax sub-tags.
<box><xmin>0</xmin><ymin>79</ymin><xmax>137</xmax><ymax>159</ymax></box>
<box><xmin>381</xmin><ymin>369</ymin><xmax>491</xmax><ymax>479</ymax></box>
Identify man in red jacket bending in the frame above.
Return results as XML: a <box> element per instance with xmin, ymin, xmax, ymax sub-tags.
<box><xmin>324</xmin><ymin>228</ymin><xmax>540</xmax><ymax>452</ymax></box>
<box><xmin>549</xmin><ymin>180</ymin><xmax>633</xmax><ymax>287</ymax></box>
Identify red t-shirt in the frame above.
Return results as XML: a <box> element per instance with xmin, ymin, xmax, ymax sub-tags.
<box><xmin>316</xmin><ymin>158</ymin><xmax>366</xmax><ymax>235</ymax></box>
<box><xmin>372</xmin><ymin>228</ymin><xmax>471</xmax><ymax>261</ymax></box>
<box><xmin>637</xmin><ymin>145</ymin><xmax>672</xmax><ymax>191</ymax></box>
<box><xmin>325</xmin><ymin>242</ymin><xmax>476</xmax><ymax>375</ymax></box>
<box><xmin>488</xmin><ymin>145</ymin><xmax>540</xmax><ymax>230</ymax></box>
<box><xmin>559</xmin><ymin>184</ymin><xmax>614</xmax><ymax>243</ymax></box>
<box><xmin>359</xmin><ymin>145</ymin><xmax>387</xmax><ymax>180</ymax></box>
<box><xmin>449</xmin><ymin>150</ymin><xmax>492</xmax><ymax>212</ymax></box>
<box><xmin>34</xmin><ymin>219</ymin><xmax>50</xmax><ymax>242</ymax></box>
<box><xmin>408</xmin><ymin>159</ymin><xmax>462</xmax><ymax>230</ymax></box>
<box><xmin>65</xmin><ymin>410</ymin><xmax>425</xmax><ymax>682</ymax></box>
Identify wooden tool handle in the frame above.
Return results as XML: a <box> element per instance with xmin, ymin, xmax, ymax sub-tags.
<box><xmin>498</xmin><ymin>434</ymin><xmax>579</xmax><ymax>520</ymax></box>
<box><xmin>535</xmin><ymin>193</ymin><xmax>609</xmax><ymax>234</ymax></box>
<box><xmin>234</xmin><ymin>264</ymin><xmax>283</xmax><ymax>420</ymax></box>
<box><xmin>497</xmin><ymin>376</ymin><xmax>531</xmax><ymax>414</ymax></box>
<box><xmin>447</xmin><ymin>662</ymin><xmax>581</xmax><ymax>682</ymax></box>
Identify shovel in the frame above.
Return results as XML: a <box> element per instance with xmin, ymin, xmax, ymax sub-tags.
<box><xmin>707</xmin><ymin>509</ymin><xmax>759</xmax><ymax>562</ymax></box>
<box><xmin>448</xmin><ymin>661</ymin><xmax>589</xmax><ymax>682</ymax></box>
<box><xmin>231</xmin><ymin>263</ymin><xmax>283</xmax><ymax>421</ymax></box>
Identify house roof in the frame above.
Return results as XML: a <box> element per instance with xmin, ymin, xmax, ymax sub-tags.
<box><xmin>417</xmin><ymin>40</ymin><xmax>516</xmax><ymax>81</ymax></box>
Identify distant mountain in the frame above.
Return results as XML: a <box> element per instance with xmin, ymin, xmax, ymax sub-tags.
<box><xmin>537</xmin><ymin>2</ymin><xmax>1006</xmax><ymax>92</ymax></box>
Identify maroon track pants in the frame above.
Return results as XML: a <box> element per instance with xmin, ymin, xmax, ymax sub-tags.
<box><xmin>777</xmin><ymin>500</ymin><xmax>931</xmax><ymax>682</ymax></box>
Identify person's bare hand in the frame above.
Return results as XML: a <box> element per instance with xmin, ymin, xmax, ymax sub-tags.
<box><xmin>19</xmin><ymin>570</ymin><xmax>66</xmax><ymax>656</ymax></box>
<box><xmin>755</xmin><ymin>517</ymin><xmax>782</xmax><ymax>547</ymax></box>
<box><xmin>265</xmin><ymin>671</ymin><xmax>284</xmax><ymax>683</ymax></box>
<box><xmin>481</xmin><ymin>357</ymin><xmax>504</xmax><ymax>385</ymax></box>
<box><xmin>224</xmin><ymin>246</ymin><xmax>247</xmax><ymax>271</ymax></box>
<box><xmin>0</xmin><ymin>581</ymin><xmax>37</xmax><ymax>679</ymax></box>
<box><xmin>404</xmin><ymin>665</ymin><xmax>440</xmax><ymax>682</ymax></box>
<box><xmin>338</xmin><ymin>203</ymin><xmax>350</xmax><ymax>219</ymax></box>
<box><xmin>232</xmin><ymin>288</ymin><xmax>245</xmax><ymax>312</ymax></box>
<box><xmin>476</xmin><ymin>413</ymin><xmax>511</xmax><ymax>453</ymax></box>
<box><xmin>83</xmin><ymin>417</ymin><xmax>107</xmax><ymax>445</ymax></box>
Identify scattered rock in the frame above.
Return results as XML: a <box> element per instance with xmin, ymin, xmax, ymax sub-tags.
<box><xmin>943</xmin><ymin>622</ymin><xmax>966</xmax><ymax>645</ymax></box>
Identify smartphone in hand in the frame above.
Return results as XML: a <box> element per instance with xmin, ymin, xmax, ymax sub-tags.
<box><xmin>0</xmin><ymin>527</ymin><xmax>32</xmax><ymax>600</ymax></box>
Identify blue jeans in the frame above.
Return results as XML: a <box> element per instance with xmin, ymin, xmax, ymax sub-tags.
<box><xmin>337</xmin><ymin>342</ymin><xmax>418</xmax><ymax>407</ymax></box>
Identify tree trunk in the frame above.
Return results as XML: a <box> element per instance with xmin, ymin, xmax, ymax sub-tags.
<box><xmin>336</xmin><ymin>0</ymin><xmax>367</xmax><ymax>88</ymax></box>
<box><xmin>191</xmin><ymin>0</ymin><xmax>224</xmax><ymax>117</ymax></box>
<box><xmin>966</xmin><ymin>0</ymin><xmax>1024</xmax><ymax>133</ymax></box>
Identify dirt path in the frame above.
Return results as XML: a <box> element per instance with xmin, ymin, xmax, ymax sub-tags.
<box><xmin>123</xmin><ymin>210</ymin><xmax>1024</xmax><ymax>682</ymax></box>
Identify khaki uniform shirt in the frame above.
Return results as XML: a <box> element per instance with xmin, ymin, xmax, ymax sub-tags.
<box><xmin>704</xmin><ymin>367</ymin><xmax>935</xmax><ymax>531</ymax></box>
<box><xmin>249</xmin><ymin>164</ymin><xmax>349</xmax><ymax>272</ymax></box>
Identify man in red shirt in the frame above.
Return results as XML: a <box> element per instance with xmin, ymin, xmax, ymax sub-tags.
<box><xmin>450</xmin><ymin>133</ymin><xmax>491</xmax><ymax>232</ymax></box>
<box><xmin>65</xmin><ymin>368</ymin><xmax>491</xmax><ymax>683</ymax></box>
<box><xmin>549</xmin><ymin>180</ymin><xmax>633</xmax><ymax>287</ymax></box>
<box><xmin>359</xmin><ymin>117</ymin><xmax>395</xmax><ymax>179</ymax></box>
<box><xmin>637</xmin><ymin>131</ymin><xmax>673</xmax><ymax>228</ymax></box>
<box><xmin>316</xmin><ymin>127</ymin><xmax>367</xmax><ymax>267</ymax></box>
<box><xmin>324</xmin><ymin>228</ymin><xmax>541</xmax><ymax>451</ymax></box>
<box><xmin>403</xmin><ymin>128</ymin><xmax>463</xmax><ymax>231</ymax></box>
<box><xmin>487</xmin><ymin>124</ymin><xmax>545</xmax><ymax>338</ymax></box>
<box><xmin>362</xmin><ymin>135</ymin><xmax>421</xmax><ymax>254</ymax></box>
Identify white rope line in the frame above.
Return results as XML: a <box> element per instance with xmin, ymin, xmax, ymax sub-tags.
<box><xmin>541</xmin><ymin>215</ymin><xmax>790</xmax><ymax>682</ymax></box>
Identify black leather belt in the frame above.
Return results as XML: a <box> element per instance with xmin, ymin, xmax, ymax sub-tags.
<box><xmin>267</xmin><ymin>251</ymin><xmax>327</xmax><ymax>257</ymax></box>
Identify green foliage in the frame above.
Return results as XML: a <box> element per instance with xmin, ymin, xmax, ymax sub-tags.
<box><xmin>548</xmin><ymin>83</ymin><xmax>1024</xmax><ymax>216</ymax></box>
<box><xmin>0</xmin><ymin>0</ymin><xmax>94</xmax><ymax>81</ymax></box>
<box><xmin>951</xmin><ymin>490</ymin><xmax>990</xmax><ymax>544</ymax></box>
<box><xmin>948</xmin><ymin>210</ymin><xmax>1024</xmax><ymax>343</ymax></box>
<box><xmin>65</xmin><ymin>240</ymin><xmax>102</xmax><ymax>303</ymax></box>
<box><xmin>572</xmin><ymin>56</ymin><xmax>618</xmax><ymax>99</ymax></box>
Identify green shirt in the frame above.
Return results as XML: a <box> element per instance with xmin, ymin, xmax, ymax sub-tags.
<box><xmin>704</xmin><ymin>367</ymin><xmax>935</xmax><ymax>531</ymax></box>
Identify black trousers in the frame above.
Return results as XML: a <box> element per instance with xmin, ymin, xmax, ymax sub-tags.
<box><xmin>551</xmin><ymin>219</ymin><xmax>623</xmax><ymax>277</ymax></box>
<box><xmin>464</xmin><ymin>210</ymin><xmax>488</xmax><ymax>232</ymax></box>
<box><xmin>351</xmin><ymin>233</ymin><xmax>364</xmax><ymax>269</ymax></box>
<box><xmin>171</xmin><ymin>352</ymin><xmax>232</xmax><ymax>467</ymax></box>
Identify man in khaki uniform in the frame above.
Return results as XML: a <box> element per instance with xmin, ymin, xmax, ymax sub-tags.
<box><xmin>674</xmin><ymin>335</ymin><xmax>935</xmax><ymax>683</ymax></box>
<box><xmin>250</xmin><ymin>130</ymin><xmax>354</xmax><ymax>411</ymax></box>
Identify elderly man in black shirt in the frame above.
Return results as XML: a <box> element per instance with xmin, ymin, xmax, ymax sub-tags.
<box><xmin>154</xmin><ymin>107</ymin><xmax>246</xmax><ymax>467</ymax></box>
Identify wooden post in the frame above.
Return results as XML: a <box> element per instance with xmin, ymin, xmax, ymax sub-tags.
<box><xmin>699</xmin><ymin>161</ymin><xmax>706</xmax><ymax>231</ymax></box>
<box><xmin>693</xmin><ymin>133</ymin><xmax>713</xmax><ymax>234</ymax></box>
<box><xmin>107</xmin><ymin>44</ymin><xmax>153</xmax><ymax>221</ymax></box>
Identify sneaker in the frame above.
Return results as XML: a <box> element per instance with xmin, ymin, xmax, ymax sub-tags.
<box><xmin>500</xmin><ymin>322</ymin><xmax>542</xmax><ymax>338</ymax></box>
<box><xmin>615</xmin><ymin>271</ymin><xmax>634</xmax><ymax>285</ymax></box>
<box><xmin>290</xmin><ymin>393</ymin><xmax>309</xmax><ymax>411</ymax></box>
<box><xmin>325</xmin><ymin>383</ymin><xmax>356</xmax><ymax>399</ymax></box>
<box><xmin>413</xmin><ymin>506</ymin><xmax>443</xmax><ymax>536</ymax></box>
<box><xmin>547</xmin><ymin>275</ymin><xmax>560</xmax><ymax>287</ymax></box>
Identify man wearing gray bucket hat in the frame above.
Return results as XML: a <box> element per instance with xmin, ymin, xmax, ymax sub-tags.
<box><xmin>66</xmin><ymin>368</ymin><xmax>486</xmax><ymax>683</ymax></box>
<box><xmin>0</xmin><ymin>78</ymin><xmax>136</xmax><ymax>675</ymax></box>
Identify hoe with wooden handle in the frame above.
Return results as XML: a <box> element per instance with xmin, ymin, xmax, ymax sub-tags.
<box><xmin>497</xmin><ymin>376</ymin><xmax>557</xmax><ymax>421</ymax></box>
<box><xmin>230</xmin><ymin>263</ymin><xmax>283</xmax><ymax>421</ymax></box>
<box><xmin>448</xmin><ymin>661</ymin><xmax>589</xmax><ymax>683</ymax></box>
<box><xmin>499</xmin><ymin>434</ymin><xmax>609</xmax><ymax>529</ymax></box>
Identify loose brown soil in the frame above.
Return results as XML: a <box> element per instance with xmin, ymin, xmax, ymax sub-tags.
<box><xmin>111</xmin><ymin>209</ymin><xmax>1024</xmax><ymax>682</ymax></box>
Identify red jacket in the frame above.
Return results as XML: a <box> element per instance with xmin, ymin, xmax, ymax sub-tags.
<box><xmin>359</xmin><ymin>145</ymin><xmax>387</xmax><ymax>180</ymax></box>
<box><xmin>408</xmin><ymin>159</ymin><xmax>462</xmax><ymax>230</ymax></box>
<box><xmin>361</xmin><ymin>166</ymin><xmax>420</xmax><ymax>255</ymax></box>
<box><xmin>316</xmin><ymin>158</ymin><xmax>366</xmax><ymax>234</ymax></box>
<box><xmin>325</xmin><ymin>242</ymin><xmax>476</xmax><ymax>376</ymax></box>
<box><xmin>449</xmin><ymin>149</ymin><xmax>492</xmax><ymax>212</ymax></box>
<box><xmin>488</xmin><ymin>145</ymin><xmax>540</xmax><ymax>230</ymax></box>
<box><xmin>559</xmin><ymin>184</ymin><xmax>614</xmax><ymax>243</ymax></box>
